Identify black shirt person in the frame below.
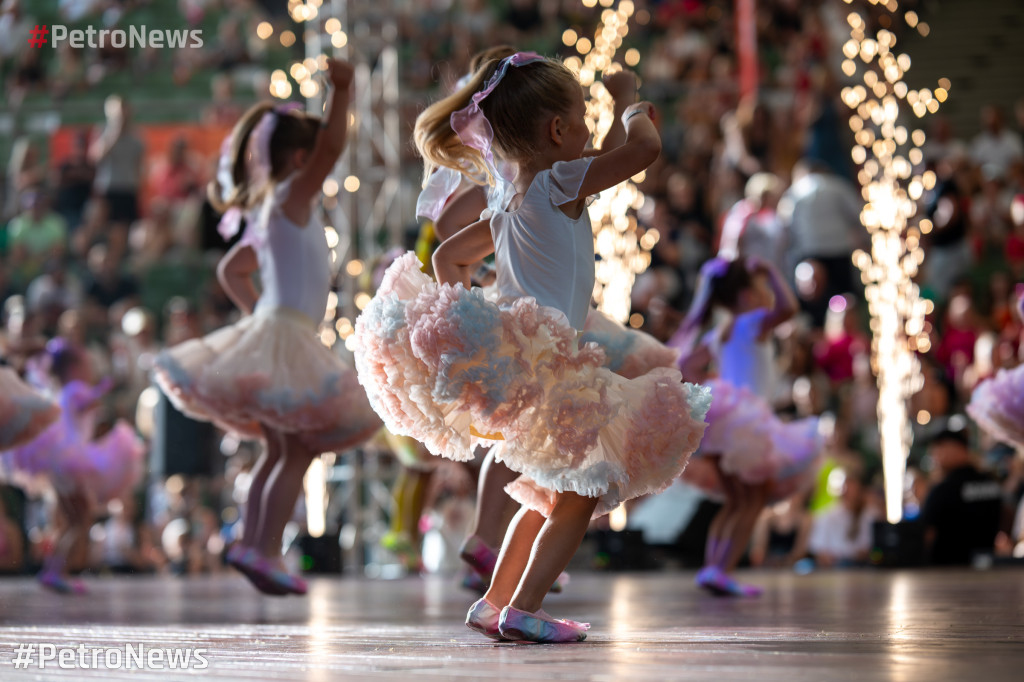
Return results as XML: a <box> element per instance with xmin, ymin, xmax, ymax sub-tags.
<box><xmin>920</xmin><ymin>423</ymin><xmax>1002</xmax><ymax>565</ymax></box>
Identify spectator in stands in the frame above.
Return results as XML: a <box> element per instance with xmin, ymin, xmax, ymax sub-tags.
<box><xmin>970</xmin><ymin>105</ymin><xmax>1023</xmax><ymax>178</ymax></box>
<box><xmin>150</xmin><ymin>136</ymin><xmax>203</xmax><ymax>203</ymax></box>
<box><xmin>718</xmin><ymin>172</ymin><xmax>786</xmax><ymax>273</ymax></box>
<box><xmin>7</xmin><ymin>191</ymin><xmax>67</xmax><ymax>286</ymax></box>
<box><xmin>920</xmin><ymin>421</ymin><xmax>1002</xmax><ymax>565</ymax></box>
<box><xmin>51</xmin><ymin>130</ymin><xmax>96</xmax><ymax>235</ymax></box>
<box><xmin>808</xmin><ymin>468</ymin><xmax>878</xmax><ymax>567</ymax></box>
<box><xmin>778</xmin><ymin>158</ymin><xmax>865</xmax><ymax>322</ymax></box>
<box><xmin>91</xmin><ymin>96</ymin><xmax>145</xmax><ymax>249</ymax></box>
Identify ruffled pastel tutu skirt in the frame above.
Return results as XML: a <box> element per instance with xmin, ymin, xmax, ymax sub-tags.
<box><xmin>967</xmin><ymin>365</ymin><xmax>1024</xmax><ymax>448</ymax></box>
<box><xmin>154</xmin><ymin>306</ymin><xmax>382</xmax><ymax>452</ymax></box>
<box><xmin>354</xmin><ymin>253</ymin><xmax>711</xmax><ymax>517</ymax></box>
<box><xmin>0</xmin><ymin>368</ymin><xmax>60</xmax><ymax>450</ymax></box>
<box><xmin>682</xmin><ymin>380</ymin><xmax>822</xmax><ymax>503</ymax></box>
<box><xmin>581</xmin><ymin>308</ymin><xmax>681</xmax><ymax>379</ymax></box>
<box><xmin>6</xmin><ymin>418</ymin><xmax>144</xmax><ymax>502</ymax></box>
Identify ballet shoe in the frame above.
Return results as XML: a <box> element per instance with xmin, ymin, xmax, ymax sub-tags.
<box><xmin>549</xmin><ymin>571</ymin><xmax>570</xmax><ymax>594</ymax></box>
<box><xmin>38</xmin><ymin>571</ymin><xmax>87</xmax><ymax>595</ymax></box>
<box><xmin>465</xmin><ymin>598</ymin><xmax>510</xmax><ymax>640</ymax></box>
<box><xmin>459</xmin><ymin>535</ymin><xmax>498</xmax><ymax>578</ymax></box>
<box><xmin>460</xmin><ymin>569</ymin><xmax>488</xmax><ymax>594</ymax></box>
<box><xmin>498</xmin><ymin>605</ymin><xmax>589</xmax><ymax>643</ymax></box>
<box><xmin>697</xmin><ymin>566</ymin><xmax>762</xmax><ymax>598</ymax></box>
<box><xmin>227</xmin><ymin>545</ymin><xmax>287</xmax><ymax>596</ymax></box>
<box><xmin>229</xmin><ymin>545</ymin><xmax>306</xmax><ymax>596</ymax></box>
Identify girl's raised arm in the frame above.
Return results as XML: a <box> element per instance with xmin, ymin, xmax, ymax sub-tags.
<box><xmin>752</xmin><ymin>257</ymin><xmax>799</xmax><ymax>337</ymax></box>
<box><xmin>575</xmin><ymin>102</ymin><xmax>661</xmax><ymax>200</ymax></box>
<box><xmin>216</xmin><ymin>242</ymin><xmax>260</xmax><ymax>315</ymax></box>
<box><xmin>283</xmin><ymin>59</ymin><xmax>354</xmax><ymax>214</ymax></box>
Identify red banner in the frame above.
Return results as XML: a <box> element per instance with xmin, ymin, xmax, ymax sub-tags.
<box><xmin>736</xmin><ymin>0</ymin><xmax>758</xmax><ymax>98</ymax></box>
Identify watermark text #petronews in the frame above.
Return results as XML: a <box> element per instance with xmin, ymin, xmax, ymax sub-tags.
<box><xmin>11</xmin><ymin>642</ymin><xmax>209</xmax><ymax>670</ymax></box>
<box><xmin>28</xmin><ymin>24</ymin><xmax>203</xmax><ymax>49</ymax></box>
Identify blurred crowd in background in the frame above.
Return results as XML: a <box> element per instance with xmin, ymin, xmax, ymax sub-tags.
<box><xmin>0</xmin><ymin>0</ymin><xmax>1022</xmax><ymax>579</ymax></box>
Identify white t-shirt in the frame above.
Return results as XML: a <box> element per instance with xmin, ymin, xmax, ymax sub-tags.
<box><xmin>778</xmin><ymin>173</ymin><xmax>863</xmax><ymax>260</ymax></box>
<box><xmin>809</xmin><ymin>504</ymin><xmax>878</xmax><ymax>560</ymax></box>
<box><xmin>491</xmin><ymin>157</ymin><xmax>596</xmax><ymax>330</ymax></box>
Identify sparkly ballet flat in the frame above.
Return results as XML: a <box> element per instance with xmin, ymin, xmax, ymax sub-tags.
<box><xmin>38</xmin><ymin>571</ymin><xmax>87</xmax><ymax>595</ymax></box>
<box><xmin>498</xmin><ymin>606</ymin><xmax>589</xmax><ymax>643</ymax></box>
<box><xmin>230</xmin><ymin>546</ymin><xmax>307</xmax><ymax>596</ymax></box>
<box><xmin>465</xmin><ymin>598</ymin><xmax>510</xmax><ymax>640</ymax></box>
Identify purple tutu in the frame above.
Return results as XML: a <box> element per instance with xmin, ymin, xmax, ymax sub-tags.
<box><xmin>967</xmin><ymin>365</ymin><xmax>1024</xmax><ymax>448</ymax></box>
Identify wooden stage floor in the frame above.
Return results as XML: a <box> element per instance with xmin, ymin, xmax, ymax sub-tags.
<box><xmin>0</xmin><ymin>569</ymin><xmax>1021</xmax><ymax>681</ymax></box>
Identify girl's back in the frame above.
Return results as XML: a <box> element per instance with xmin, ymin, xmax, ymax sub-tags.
<box><xmin>491</xmin><ymin>158</ymin><xmax>595</xmax><ymax>330</ymax></box>
<box><xmin>250</xmin><ymin>179</ymin><xmax>330</xmax><ymax>324</ymax></box>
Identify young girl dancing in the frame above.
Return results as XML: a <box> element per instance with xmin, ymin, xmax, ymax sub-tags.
<box><xmin>356</xmin><ymin>52</ymin><xmax>710</xmax><ymax>642</ymax></box>
<box><xmin>968</xmin><ymin>293</ymin><xmax>1024</xmax><ymax>449</ymax></box>
<box><xmin>154</xmin><ymin>58</ymin><xmax>382</xmax><ymax>596</ymax></box>
<box><xmin>6</xmin><ymin>340</ymin><xmax>143</xmax><ymax>593</ymax></box>
<box><xmin>673</xmin><ymin>256</ymin><xmax>822</xmax><ymax>597</ymax></box>
<box><xmin>416</xmin><ymin>60</ymin><xmax>679</xmax><ymax>595</ymax></box>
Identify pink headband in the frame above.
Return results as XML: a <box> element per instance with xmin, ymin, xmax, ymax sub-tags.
<box><xmin>450</xmin><ymin>52</ymin><xmax>544</xmax><ymax>178</ymax></box>
<box><xmin>217</xmin><ymin>102</ymin><xmax>305</xmax><ymax>241</ymax></box>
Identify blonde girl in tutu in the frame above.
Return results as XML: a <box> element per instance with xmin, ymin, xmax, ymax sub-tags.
<box><xmin>154</xmin><ymin>58</ymin><xmax>382</xmax><ymax>596</ymax></box>
<box><xmin>356</xmin><ymin>52</ymin><xmax>711</xmax><ymax>642</ymax></box>
<box><xmin>672</xmin><ymin>256</ymin><xmax>822</xmax><ymax>597</ymax></box>
<box><xmin>5</xmin><ymin>340</ymin><xmax>143</xmax><ymax>593</ymax></box>
<box><xmin>417</xmin><ymin>54</ymin><xmax>681</xmax><ymax>597</ymax></box>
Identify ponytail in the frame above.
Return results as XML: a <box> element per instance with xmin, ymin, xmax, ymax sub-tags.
<box><xmin>208</xmin><ymin>101</ymin><xmax>321</xmax><ymax>214</ymax></box>
<box><xmin>414</xmin><ymin>53</ymin><xmax>579</xmax><ymax>187</ymax></box>
<box><xmin>414</xmin><ymin>63</ymin><xmax>501</xmax><ymax>187</ymax></box>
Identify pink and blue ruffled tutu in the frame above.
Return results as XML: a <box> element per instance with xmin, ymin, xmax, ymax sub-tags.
<box><xmin>354</xmin><ymin>252</ymin><xmax>711</xmax><ymax>518</ymax></box>
<box><xmin>967</xmin><ymin>365</ymin><xmax>1024</xmax><ymax>448</ymax></box>
<box><xmin>153</xmin><ymin>306</ymin><xmax>382</xmax><ymax>452</ymax></box>
<box><xmin>0</xmin><ymin>368</ymin><xmax>60</xmax><ymax>451</ymax></box>
<box><xmin>581</xmin><ymin>308</ymin><xmax>681</xmax><ymax>380</ymax></box>
<box><xmin>682</xmin><ymin>379</ymin><xmax>822</xmax><ymax>503</ymax></box>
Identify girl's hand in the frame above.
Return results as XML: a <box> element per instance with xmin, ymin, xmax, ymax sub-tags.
<box><xmin>602</xmin><ymin>70</ymin><xmax>638</xmax><ymax>101</ymax></box>
<box><xmin>622</xmin><ymin>101</ymin><xmax>655</xmax><ymax>123</ymax></box>
<box><xmin>326</xmin><ymin>58</ymin><xmax>355</xmax><ymax>90</ymax></box>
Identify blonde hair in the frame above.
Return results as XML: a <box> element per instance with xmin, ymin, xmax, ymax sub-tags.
<box><xmin>413</xmin><ymin>55</ymin><xmax>580</xmax><ymax>186</ymax></box>
<box><xmin>208</xmin><ymin>101</ymin><xmax>321</xmax><ymax>212</ymax></box>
